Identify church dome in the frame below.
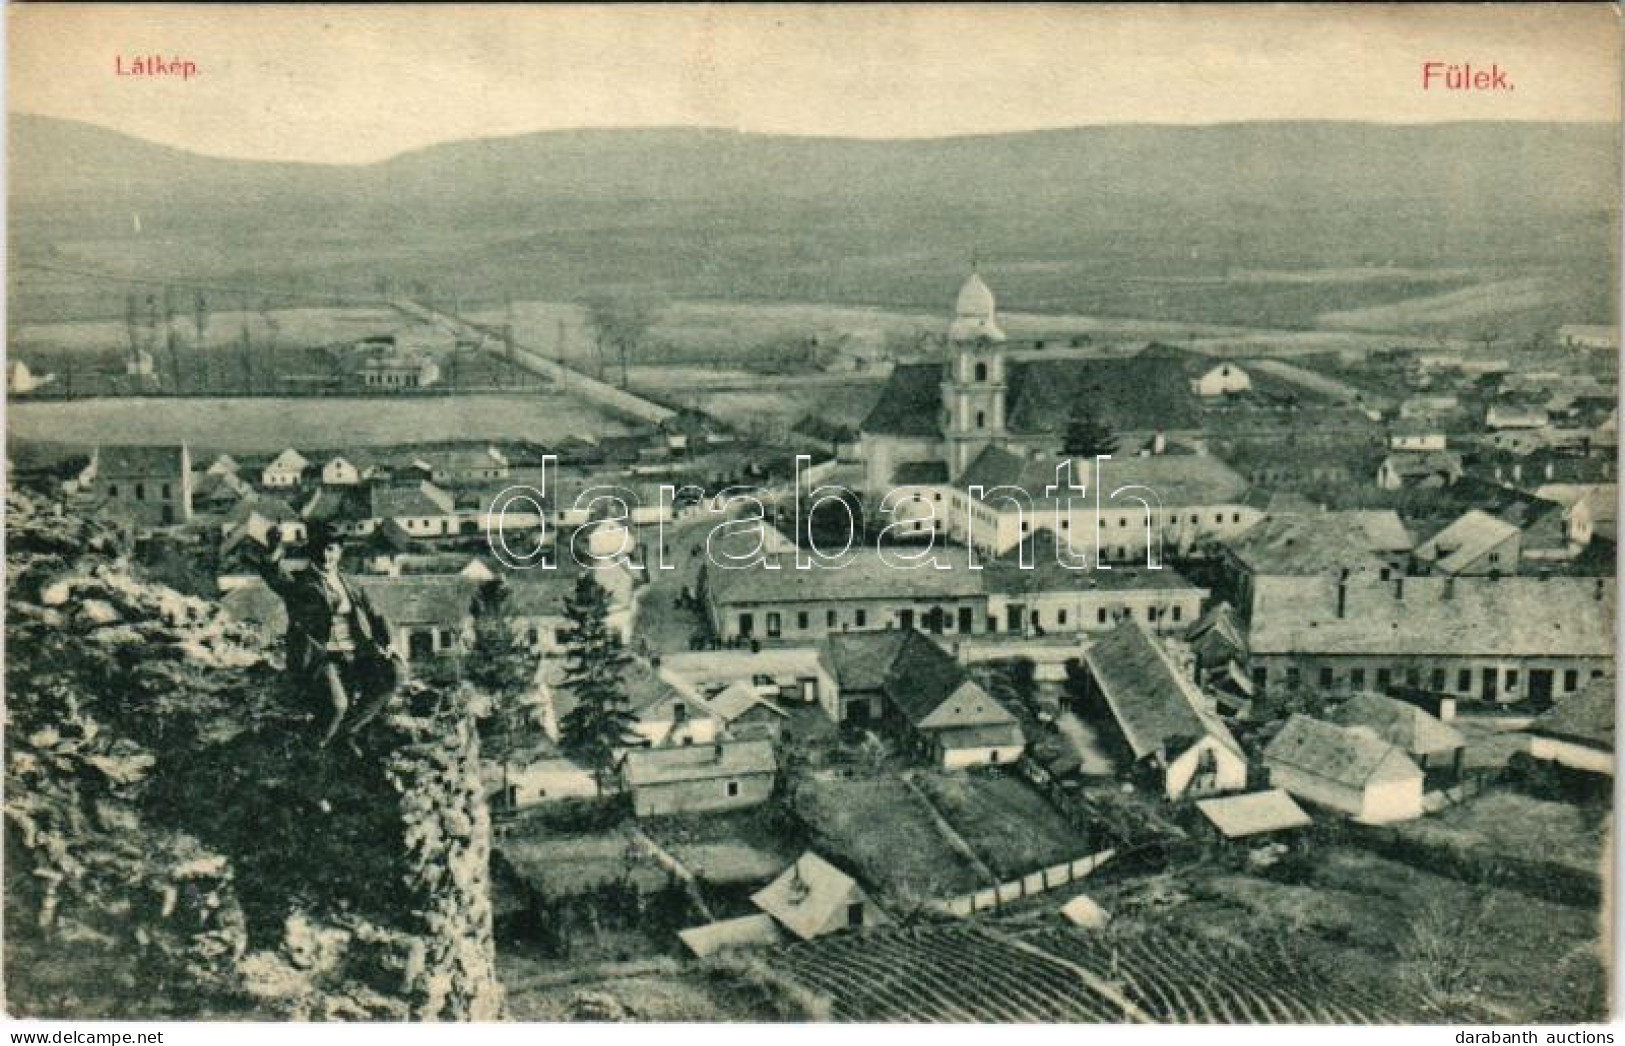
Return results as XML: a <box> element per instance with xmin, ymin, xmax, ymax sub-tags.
<box><xmin>949</xmin><ymin>271</ymin><xmax>1005</xmax><ymax>343</ymax></box>
<box><xmin>955</xmin><ymin>272</ymin><xmax>997</xmax><ymax>319</ymax></box>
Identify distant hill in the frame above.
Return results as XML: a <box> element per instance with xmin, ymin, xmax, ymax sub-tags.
<box><xmin>9</xmin><ymin>114</ymin><xmax>1618</xmax><ymax>328</ymax></box>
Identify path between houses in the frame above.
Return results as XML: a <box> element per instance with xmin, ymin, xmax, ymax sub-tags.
<box><xmin>628</xmin><ymin>826</ymin><xmax>716</xmax><ymax>922</ymax></box>
<box><xmin>899</xmin><ymin>771</ymin><xmax>998</xmax><ymax>887</ymax></box>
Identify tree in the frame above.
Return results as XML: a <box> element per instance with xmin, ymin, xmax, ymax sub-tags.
<box><xmin>1063</xmin><ymin>404</ymin><xmax>1118</xmax><ymax>458</ymax></box>
<box><xmin>467</xmin><ymin>578</ymin><xmax>546</xmax><ymax>758</ymax></box>
<box><xmin>556</xmin><ymin>570</ymin><xmax>635</xmax><ymax>794</ymax></box>
<box><xmin>582</xmin><ymin>293</ymin><xmax>663</xmax><ymax>388</ymax></box>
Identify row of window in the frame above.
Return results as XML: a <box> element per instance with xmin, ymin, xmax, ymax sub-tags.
<box><xmin>106</xmin><ymin>482</ymin><xmax>174</xmax><ymax>501</ymax></box>
<box><xmin>1260</xmin><ymin>661</ymin><xmax>1597</xmax><ymax>697</ymax></box>
<box><xmin>737</xmin><ymin>599</ymin><xmax>1186</xmax><ymax>638</ymax></box>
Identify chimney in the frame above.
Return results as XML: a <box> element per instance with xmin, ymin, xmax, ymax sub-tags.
<box><xmin>1152</xmin><ymin>430</ymin><xmax>1167</xmax><ymax>456</ymax></box>
<box><xmin>1394</xmin><ymin>576</ymin><xmax>1404</xmax><ymax>601</ymax></box>
<box><xmin>1545</xmin><ymin>461</ymin><xmax>1555</xmax><ymax>481</ymax></box>
<box><xmin>1512</xmin><ymin>463</ymin><xmax>1523</xmax><ymax>484</ymax></box>
<box><xmin>1335</xmin><ymin>568</ymin><xmax>1349</xmax><ymax>619</ymax></box>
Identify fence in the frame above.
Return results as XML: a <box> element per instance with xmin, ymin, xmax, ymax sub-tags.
<box><xmin>929</xmin><ymin>848</ymin><xmax>1116</xmax><ymax>917</ymax></box>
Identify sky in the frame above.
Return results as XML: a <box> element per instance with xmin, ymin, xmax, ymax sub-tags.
<box><xmin>8</xmin><ymin>3</ymin><xmax>1621</xmax><ymax>164</ymax></box>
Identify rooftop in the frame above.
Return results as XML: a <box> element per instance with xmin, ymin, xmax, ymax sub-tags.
<box><xmin>1083</xmin><ymin>619</ymin><xmax>1242</xmax><ymax>761</ymax></box>
<box><xmin>1329</xmin><ymin>692</ymin><xmax>1465</xmax><ymax>757</ymax></box>
<box><xmin>1196</xmin><ymin>789</ymin><xmax>1312</xmax><ymax>839</ymax></box>
<box><xmin>95</xmin><ymin>445</ymin><xmax>188</xmax><ymax>478</ymax></box>
<box><xmin>1531</xmin><ymin>676</ymin><xmax>1615</xmax><ymax>751</ymax></box>
<box><xmin>352</xmin><ymin>575</ymin><xmax>481</xmax><ymax>627</ymax></box>
<box><xmin>1264</xmin><ymin>714</ymin><xmax>1422</xmax><ymax>787</ymax></box>
<box><xmin>622</xmin><ymin>739</ymin><xmax>777</xmax><ymax>788</ymax></box>
<box><xmin>751</xmin><ymin>852</ymin><xmax>864</xmax><ymax>942</ymax></box>
<box><xmin>1248</xmin><ymin>575</ymin><xmax>1615</xmax><ymax>658</ymax></box>
<box><xmin>957</xmin><ymin>446</ymin><xmax>1249</xmax><ymax>508</ymax></box>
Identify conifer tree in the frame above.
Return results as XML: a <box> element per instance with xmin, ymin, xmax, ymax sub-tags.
<box><xmin>468</xmin><ymin>577</ymin><xmax>545</xmax><ymax>757</ymax></box>
<box><xmin>1063</xmin><ymin>404</ymin><xmax>1119</xmax><ymax>458</ymax></box>
<box><xmin>556</xmin><ymin>570</ymin><xmax>634</xmax><ymax>794</ymax></box>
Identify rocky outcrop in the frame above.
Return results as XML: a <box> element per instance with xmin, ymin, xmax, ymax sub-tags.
<box><xmin>5</xmin><ymin>491</ymin><xmax>503</xmax><ymax>1019</ymax></box>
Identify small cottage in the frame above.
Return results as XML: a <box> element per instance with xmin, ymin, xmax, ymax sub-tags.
<box><xmin>621</xmin><ymin>739</ymin><xmax>777</xmax><ymax>817</ymax></box>
<box><xmin>1263</xmin><ymin>714</ymin><xmax>1423</xmax><ymax>823</ymax></box>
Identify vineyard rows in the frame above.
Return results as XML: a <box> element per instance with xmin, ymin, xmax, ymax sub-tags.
<box><xmin>768</xmin><ymin>923</ymin><xmax>1395</xmax><ymax>1023</ymax></box>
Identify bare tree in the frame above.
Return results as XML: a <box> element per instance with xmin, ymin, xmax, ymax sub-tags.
<box><xmin>582</xmin><ymin>293</ymin><xmax>664</xmax><ymax>388</ymax></box>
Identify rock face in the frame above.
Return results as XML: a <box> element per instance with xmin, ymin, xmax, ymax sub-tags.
<box><xmin>5</xmin><ymin>491</ymin><xmax>504</xmax><ymax>1019</ymax></box>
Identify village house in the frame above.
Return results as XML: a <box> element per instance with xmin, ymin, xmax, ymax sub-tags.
<box><xmin>1075</xmin><ymin>620</ymin><xmax>1248</xmax><ymax>800</ymax></box>
<box><xmin>983</xmin><ymin>533</ymin><xmax>1208</xmax><ymax>637</ymax></box>
<box><xmin>260</xmin><ymin>448</ymin><xmax>310</xmax><ymax>489</ymax></box>
<box><xmin>1524</xmin><ymin>676</ymin><xmax>1614</xmax><ymax>776</ymax></box>
<box><xmin>83</xmin><ymin>444</ymin><xmax>194</xmax><ymax>526</ymax></box>
<box><xmin>945</xmin><ymin>445</ymin><xmax>1260</xmax><ymax>558</ymax></box>
<box><xmin>621</xmin><ymin>739</ymin><xmax>777</xmax><ymax>817</ymax></box>
<box><xmin>1376</xmin><ymin>450</ymin><xmax>1463</xmax><ymax>490</ymax></box>
<box><xmin>882</xmin><ymin>630</ymin><xmax>1026</xmax><ymax>768</ymax></box>
<box><xmin>820</xmin><ymin>631</ymin><xmax>913</xmax><ymax>724</ymax></box>
<box><xmin>321</xmin><ymin>453</ymin><xmax>382</xmax><ymax>486</ymax></box>
<box><xmin>1216</xmin><ymin>510</ymin><xmax>1399</xmax><ymax>619</ymax></box>
<box><xmin>192</xmin><ymin>469</ymin><xmax>257</xmax><ymax>521</ymax></box>
<box><xmin>707</xmin><ymin>680</ymin><xmax>792</xmax><ymax>741</ymax></box>
<box><xmin>1246</xmin><ymin>574</ymin><xmax>1616</xmax><ymax>706</ymax></box>
<box><xmin>1536</xmin><ymin>483</ymin><xmax>1617</xmax><ymax>546</ymax></box>
<box><xmin>1188</xmin><ymin>360</ymin><xmax>1252</xmax><ymax>397</ymax></box>
<box><xmin>414</xmin><ymin>446</ymin><xmax>510</xmax><ymax>485</ymax></box>
<box><xmin>751</xmin><ymin>852</ymin><xmax>886</xmax><ymax>940</ymax></box>
<box><xmin>351</xmin><ymin>574</ymin><xmax>481</xmax><ymax>661</ymax></box>
<box><xmin>679</xmin><ymin>850</ymin><xmax>885</xmax><ymax>958</ymax></box>
<box><xmin>1400</xmin><ymin>395</ymin><xmax>1460</xmax><ymax>419</ymax></box>
<box><xmin>356</xmin><ymin>341</ymin><xmax>441</xmax><ymax>389</ymax></box>
<box><xmin>1263</xmin><ymin>714</ymin><xmax>1424</xmax><ymax>823</ymax></box>
<box><xmin>1327</xmin><ymin>692</ymin><xmax>1465</xmax><ymax>777</ymax></box>
<box><xmin>1412</xmin><ymin>509</ymin><xmax>1522</xmax><ymax>576</ymax></box>
<box><xmin>1387</xmin><ymin>418</ymin><xmax>1447</xmax><ymax>452</ymax></box>
<box><xmin>1486</xmin><ymin>404</ymin><xmax>1551</xmax><ymax>431</ymax></box>
<box><xmin>370</xmin><ymin>481</ymin><xmax>460</xmax><ymax>537</ymax></box>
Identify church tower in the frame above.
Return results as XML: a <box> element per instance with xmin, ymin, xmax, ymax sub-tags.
<box><xmin>941</xmin><ymin>270</ymin><xmax>1010</xmax><ymax>478</ymax></box>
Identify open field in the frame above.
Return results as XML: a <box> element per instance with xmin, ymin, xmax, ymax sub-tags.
<box><xmin>795</xmin><ymin>776</ymin><xmax>985</xmax><ymax>901</ymax></box>
<box><xmin>7</xmin><ymin>393</ymin><xmax>630</xmax><ymax>451</ymax></box>
<box><xmin>1174</xmin><ymin>845</ymin><xmax>1607</xmax><ymax>1022</ymax></box>
<box><xmin>910</xmin><ymin>772</ymin><xmax>1088</xmax><ymax>878</ymax></box>
<box><xmin>1393</xmin><ymin>790</ymin><xmax>1609</xmax><ymax>875</ymax></box>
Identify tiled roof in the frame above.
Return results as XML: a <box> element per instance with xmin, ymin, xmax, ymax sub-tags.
<box><xmin>893</xmin><ymin>461</ymin><xmax>950</xmax><ymax>485</ymax></box>
<box><xmin>1382</xmin><ymin>451</ymin><xmax>1462</xmax><ymax>478</ymax></box>
<box><xmin>882</xmin><ymin>630</ymin><xmax>1001</xmax><ymax>726</ymax></box>
<box><xmin>95</xmin><ymin>445</ymin><xmax>187</xmax><ymax>478</ymax></box>
<box><xmin>622</xmin><ymin>739</ymin><xmax>776</xmax><ymax>787</ymax></box>
<box><xmin>1082</xmin><ymin>620</ymin><xmax>1242</xmax><ymax>761</ymax></box>
<box><xmin>704</xmin><ymin>547</ymin><xmax>985</xmax><ymax>606</ymax></box>
<box><xmin>1249</xmin><ymin>575</ymin><xmax>1615</xmax><ymax>658</ymax></box>
<box><xmin>751</xmin><ymin>852</ymin><xmax>862</xmax><ymax>941</ymax></box>
<box><xmin>708</xmin><ymin>680</ymin><xmax>789</xmax><ymax>723</ymax></box>
<box><xmin>1414</xmin><ymin>510</ymin><xmax>1520</xmax><ymax>574</ymax></box>
<box><xmin>302</xmin><ymin>485</ymin><xmax>372</xmax><ymax>523</ymax></box>
<box><xmin>957</xmin><ymin>447</ymin><xmax>1249</xmax><ymax>507</ymax></box>
<box><xmin>370</xmin><ymin>481</ymin><xmax>456</xmax><ymax>518</ymax></box>
<box><xmin>985</xmin><ymin>533</ymin><xmax>1205</xmax><ymax>596</ymax></box>
<box><xmin>859</xmin><ymin>349</ymin><xmax>1208</xmax><ymax>439</ymax></box>
<box><xmin>1329</xmin><ymin>693</ymin><xmax>1464</xmax><ymax>757</ymax></box>
<box><xmin>1223</xmin><ymin>512</ymin><xmax>1385</xmax><ymax>576</ymax></box>
<box><xmin>1264</xmin><ymin>714</ymin><xmax>1421</xmax><ymax>787</ymax></box>
<box><xmin>933</xmin><ymin>722</ymin><xmax>1026</xmax><ymax>750</ymax></box>
<box><xmin>352</xmin><ymin>575</ymin><xmax>481</xmax><ymax>627</ymax></box>
<box><xmin>1531</xmin><ymin>676</ymin><xmax>1615</xmax><ymax>751</ymax></box>
<box><xmin>1196</xmin><ymin>789</ymin><xmax>1312</xmax><ymax>838</ymax></box>
<box><xmin>860</xmin><ymin>363</ymin><xmax>948</xmax><ymax>437</ymax></box>
<box><xmin>821</xmin><ymin>631</ymin><xmax>913</xmax><ymax>692</ymax></box>
<box><xmin>1341</xmin><ymin>510</ymin><xmax>1414</xmax><ymax>553</ymax></box>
